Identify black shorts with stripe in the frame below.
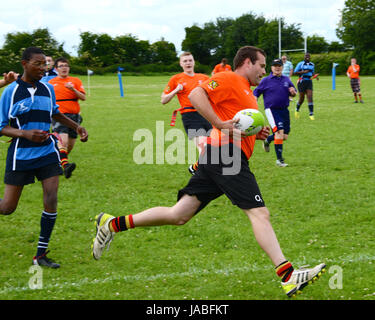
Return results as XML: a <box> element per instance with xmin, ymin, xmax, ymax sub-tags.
<box><xmin>52</xmin><ymin>113</ymin><xmax>82</xmax><ymax>139</ymax></box>
<box><xmin>4</xmin><ymin>162</ymin><xmax>63</xmax><ymax>186</ymax></box>
<box><xmin>178</xmin><ymin>143</ymin><xmax>265</xmax><ymax>214</ymax></box>
<box><xmin>297</xmin><ymin>79</ymin><xmax>313</xmax><ymax>92</ymax></box>
<box><xmin>181</xmin><ymin>111</ymin><xmax>212</xmax><ymax>139</ymax></box>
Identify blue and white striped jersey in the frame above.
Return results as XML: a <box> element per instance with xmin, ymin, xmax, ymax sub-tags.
<box><xmin>0</xmin><ymin>77</ymin><xmax>61</xmax><ymax>171</ymax></box>
<box><xmin>294</xmin><ymin>61</ymin><xmax>315</xmax><ymax>80</ymax></box>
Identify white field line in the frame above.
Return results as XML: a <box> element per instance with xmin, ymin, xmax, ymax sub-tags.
<box><xmin>1</xmin><ymin>253</ymin><xmax>374</xmax><ymax>295</ymax></box>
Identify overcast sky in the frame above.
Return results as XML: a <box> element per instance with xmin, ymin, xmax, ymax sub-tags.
<box><xmin>0</xmin><ymin>0</ymin><xmax>345</xmax><ymax>55</ymax></box>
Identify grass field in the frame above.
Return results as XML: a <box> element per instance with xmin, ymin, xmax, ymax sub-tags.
<box><xmin>0</xmin><ymin>74</ymin><xmax>374</xmax><ymax>302</ymax></box>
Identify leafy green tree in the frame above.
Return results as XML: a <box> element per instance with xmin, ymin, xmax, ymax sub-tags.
<box><xmin>224</xmin><ymin>13</ymin><xmax>266</xmax><ymax>61</ymax></box>
<box><xmin>307</xmin><ymin>35</ymin><xmax>329</xmax><ymax>53</ymax></box>
<box><xmin>150</xmin><ymin>39</ymin><xmax>177</xmax><ymax>64</ymax></box>
<box><xmin>181</xmin><ymin>25</ymin><xmax>213</xmax><ymax>65</ymax></box>
<box><xmin>336</xmin><ymin>0</ymin><xmax>375</xmax><ymax>71</ymax></box>
<box><xmin>0</xmin><ymin>28</ymin><xmax>68</xmax><ymax>73</ymax></box>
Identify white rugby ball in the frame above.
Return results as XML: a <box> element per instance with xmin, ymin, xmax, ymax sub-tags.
<box><xmin>233</xmin><ymin>108</ymin><xmax>265</xmax><ymax>136</ymax></box>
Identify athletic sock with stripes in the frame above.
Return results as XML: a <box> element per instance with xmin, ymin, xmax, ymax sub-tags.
<box><xmin>308</xmin><ymin>103</ymin><xmax>314</xmax><ymax>115</ymax></box>
<box><xmin>59</xmin><ymin>147</ymin><xmax>69</xmax><ymax>168</ymax></box>
<box><xmin>110</xmin><ymin>215</ymin><xmax>135</xmax><ymax>233</ymax></box>
<box><xmin>274</xmin><ymin>139</ymin><xmax>283</xmax><ymax>160</ymax></box>
<box><xmin>275</xmin><ymin>260</ymin><xmax>294</xmax><ymax>282</ymax></box>
<box><xmin>36</xmin><ymin>211</ymin><xmax>57</xmax><ymax>257</ymax></box>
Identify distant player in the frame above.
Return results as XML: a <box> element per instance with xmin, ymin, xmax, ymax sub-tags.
<box><xmin>161</xmin><ymin>52</ymin><xmax>212</xmax><ymax>175</ymax></box>
<box><xmin>49</xmin><ymin>57</ymin><xmax>86</xmax><ymax>179</ymax></box>
<box><xmin>254</xmin><ymin>58</ymin><xmax>296</xmax><ymax>167</ymax></box>
<box><xmin>346</xmin><ymin>58</ymin><xmax>364</xmax><ymax>104</ymax></box>
<box><xmin>211</xmin><ymin>58</ymin><xmax>232</xmax><ymax>75</ymax></box>
<box><xmin>281</xmin><ymin>56</ymin><xmax>293</xmax><ymax>78</ymax></box>
<box><xmin>41</xmin><ymin>56</ymin><xmax>58</xmax><ymax>83</ymax></box>
<box><xmin>294</xmin><ymin>53</ymin><xmax>318</xmax><ymax>120</ymax></box>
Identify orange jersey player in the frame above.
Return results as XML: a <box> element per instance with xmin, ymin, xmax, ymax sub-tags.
<box><xmin>201</xmin><ymin>70</ymin><xmax>258</xmax><ymax>160</ymax></box>
<box><xmin>211</xmin><ymin>58</ymin><xmax>232</xmax><ymax>75</ymax></box>
<box><xmin>161</xmin><ymin>52</ymin><xmax>212</xmax><ymax>175</ymax></box>
<box><xmin>346</xmin><ymin>58</ymin><xmax>363</xmax><ymax>103</ymax></box>
<box><xmin>49</xmin><ymin>57</ymin><xmax>86</xmax><ymax>179</ymax></box>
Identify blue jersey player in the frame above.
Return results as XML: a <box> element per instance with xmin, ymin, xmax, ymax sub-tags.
<box><xmin>254</xmin><ymin>58</ymin><xmax>296</xmax><ymax>167</ymax></box>
<box><xmin>293</xmin><ymin>53</ymin><xmax>318</xmax><ymax>120</ymax></box>
<box><xmin>0</xmin><ymin>47</ymin><xmax>88</xmax><ymax>268</ymax></box>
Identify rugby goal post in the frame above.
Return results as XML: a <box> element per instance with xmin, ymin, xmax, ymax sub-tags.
<box><xmin>278</xmin><ymin>17</ymin><xmax>307</xmax><ymax>58</ymax></box>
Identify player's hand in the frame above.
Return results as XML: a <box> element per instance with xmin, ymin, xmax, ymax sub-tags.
<box><xmin>217</xmin><ymin>118</ymin><xmax>247</xmax><ymax>140</ymax></box>
<box><xmin>3</xmin><ymin>71</ymin><xmax>18</xmax><ymax>84</ymax></box>
<box><xmin>64</xmin><ymin>82</ymin><xmax>75</xmax><ymax>90</ymax></box>
<box><xmin>23</xmin><ymin>129</ymin><xmax>49</xmax><ymax>143</ymax></box>
<box><xmin>255</xmin><ymin>126</ymin><xmax>270</xmax><ymax>140</ymax></box>
<box><xmin>289</xmin><ymin>87</ymin><xmax>297</xmax><ymax>97</ymax></box>
<box><xmin>77</xmin><ymin>126</ymin><xmax>88</xmax><ymax>142</ymax></box>
<box><xmin>176</xmin><ymin>84</ymin><xmax>183</xmax><ymax>92</ymax></box>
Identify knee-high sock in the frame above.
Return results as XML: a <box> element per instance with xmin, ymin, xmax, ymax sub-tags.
<box><xmin>36</xmin><ymin>211</ymin><xmax>58</xmax><ymax>257</ymax></box>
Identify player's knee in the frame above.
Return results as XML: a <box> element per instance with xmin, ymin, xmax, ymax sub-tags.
<box><xmin>248</xmin><ymin>206</ymin><xmax>270</xmax><ymax>222</ymax></box>
<box><xmin>0</xmin><ymin>204</ymin><xmax>17</xmax><ymax>215</ymax></box>
<box><xmin>173</xmin><ymin>215</ymin><xmax>191</xmax><ymax>226</ymax></box>
<box><xmin>170</xmin><ymin>210</ymin><xmax>192</xmax><ymax>226</ymax></box>
<box><xmin>43</xmin><ymin>192</ymin><xmax>58</xmax><ymax>211</ymax></box>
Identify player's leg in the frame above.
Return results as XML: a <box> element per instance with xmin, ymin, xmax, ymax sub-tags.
<box><xmin>67</xmin><ymin>136</ymin><xmax>77</xmax><ymax>154</ymax></box>
<box><xmin>58</xmin><ymin>133</ymin><xmax>76</xmax><ymax>179</ymax></box>
<box><xmin>244</xmin><ymin>206</ymin><xmax>326</xmax><ymax>297</ymax></box>
<box><xmin>306</xmin><ymin>89</ymin><xmax>314</xmax><ymax>120</ymax></box>
<box><xmin>0</xmin><ymin>184</ymin><xmax>24</xmax><ymax>215</ymax></box>
<box><xmin>92</xmin><ymin>194</ymin><xmax>202</xmax><ymax>260</ymax></box>
<box><xmin>189</xmin><ymin>135</ymin><xmax>207</xmax><ymax>174</ymax></box>
<box><xmin>295</xmin><ymin>90</ymin><xmax>304</xmax><ymax>119</ymax></box>
<box><xmin>183</xmin><ymin>112</ymin><xmax>212</xmax><ymax>175</ymax></box>
<box><xmin>33</xmin><ymin>168</ymin><xmax>61</xmax><ymax>268</ymax></box>
<box><xmin>274</xmin><ymin>129</ymin><xmax>287</xmax><ymax>167</ymax></box>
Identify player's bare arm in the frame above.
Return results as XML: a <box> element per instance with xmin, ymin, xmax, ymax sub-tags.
<box><xmin>189</xmin><ymin>86</ymin><xmax>244</xmax><ymax>138</ymax></box>
<box><xmin>160</xmin><ymin>84</ymin><xmax>183</xmax><ymax>104</ymax></box>
<box><xmin>0</xmin><ymin>126</ymin><xmax>49</xmax><ymax>143</ymax></box>
<box><xmin>52</xmin><ymin>113</ymin><xmax>88</xmax><ymax>142</ymax></box>
<box><xmin>64</xmin><ymin>82</ymin><xmax>86</xmax><ymax>101</ymax></box>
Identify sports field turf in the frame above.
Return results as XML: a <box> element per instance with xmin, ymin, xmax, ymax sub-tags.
<box><xmin>0</xmin><ymin>74</ymin><xmax>374</xmax><ymax>301</ymax></box>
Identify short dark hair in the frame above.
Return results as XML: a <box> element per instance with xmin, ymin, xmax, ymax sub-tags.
<box><xmin>54</xmin><ymin>57</ymin><xmax>69</xmax><ymax>67</ymax></box>
<box><xmin>221</xmin><ymin>58</ymin><xmax>228</xmax><ymax>64</ymax></box>
<box><xmin>22</xmin><ymin>47</ymin><xmax>45</xmax><ymax>61</ymax></box>
<box><xmin>233</xmin><ymin>46</ymin><xmax>266</xmax><ymax>70</ymax></box>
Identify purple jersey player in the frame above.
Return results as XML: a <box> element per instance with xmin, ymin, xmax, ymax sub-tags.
<box><xmin>253</xmin><ymin>58</ymin><xmax>296</xmax><ymax>167</ymax></box>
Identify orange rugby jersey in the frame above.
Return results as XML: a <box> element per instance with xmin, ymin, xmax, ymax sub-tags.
<box><xmin>347</xmin><ymin>64</ymin><xmax>360</xmax><ymax>79</ymax></box>
<box><xmin>49</xmin><ymin>76</ymin><xmax>85</xmax><ymax>114</ymax></box>
<box><xmin>200</xmin><ymin>71</ymin><xmax>259</xmax><ymax>160</ymax></box>
<box><xmin>213</xmin><ymin>63</ymin><xmax>232</xmax><ymax>74</ymax></box>
<box><xmin>164</xmin><ymin>72</ymin><xmax>209</xmax><ymax>114</ymax></box>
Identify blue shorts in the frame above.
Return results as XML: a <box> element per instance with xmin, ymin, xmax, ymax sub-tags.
<box><xmin>265</xmin><ymin>108</ymin><xmax>290</xmax><ymax>134</ymax></box>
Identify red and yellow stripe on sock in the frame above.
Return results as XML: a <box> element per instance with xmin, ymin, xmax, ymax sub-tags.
<box><xmin>111</xmin><ymin>215</ymin><xmax>134</xmax><ymax>233</ymax></box>
<box><xmin>275</xmin><ymin>261</ymin><xmax>294</xmax><ymax>282</ymax></box>
<box><xmin>59</xmin><ymin>147</ymin><xmax>69</xmax><ymax>168</ymax></box>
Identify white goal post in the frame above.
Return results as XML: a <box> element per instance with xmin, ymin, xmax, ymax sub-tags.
<box><xmin>278</xmin><ymin>17</ymin><xmax>307</xmax><ymax>58</ymax></box>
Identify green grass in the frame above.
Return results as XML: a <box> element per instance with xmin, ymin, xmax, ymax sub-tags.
<box><xmin>0</xmin><ymin>74</ymin><xmax>374</xmax><ymax>300</ymax></box>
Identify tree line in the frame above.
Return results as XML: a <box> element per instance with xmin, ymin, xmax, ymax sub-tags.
<box><xmin>0</xmin><ymin>1</ymin><xmax>373</xmax><ymax>75</ymax></box>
